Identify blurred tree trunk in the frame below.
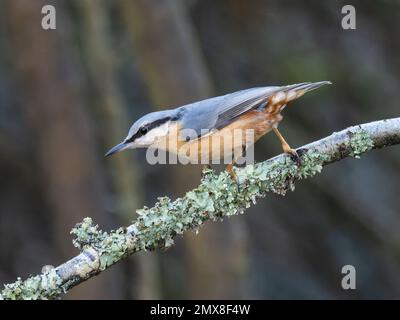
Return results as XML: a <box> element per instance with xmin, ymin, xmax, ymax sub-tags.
<box><xmin>6</xmin><ymin>0</ymin><xmax>124</xmax><ymax>299</ymax></box>
<box><xmin>77</xmin><ymin>0</ymin><xmax>141</xmax><ymax>221</ymax></box>
<box><xmin>75</xmin><ymin>0</ymin><xmax>153</xmax><ymax>299</ymax></box>
<box><xmin>120</xmin><ymin>0</ymin><xmax>249</xmax><ymax>298</ymax></box>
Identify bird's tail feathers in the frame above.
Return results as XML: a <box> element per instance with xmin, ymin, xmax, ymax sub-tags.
<box><xmin>283</xmin><ymin>81</ymin><xmax>331</xmax><ymax>94</ymax></box>
<box><xmin>270</xmin><ymin>81</ymin><xmax>331</xmax><ymax>104</ymax></box>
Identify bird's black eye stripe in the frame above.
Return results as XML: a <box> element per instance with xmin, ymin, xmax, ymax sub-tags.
<box><xmin>126</xmin><ymin>117</ymin><xmax>171</xmax><ymax>143</ymax></box>
<box><xmin>139</xmin><ymin>126</ymin><xmax>148</xmax><ymax>134</ymax></box>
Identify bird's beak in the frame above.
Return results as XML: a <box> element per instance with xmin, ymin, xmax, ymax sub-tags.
<box><xmin>104</xmin><ymin>142</ymin><xmax>129</xmax><ymax>157</ymax></box>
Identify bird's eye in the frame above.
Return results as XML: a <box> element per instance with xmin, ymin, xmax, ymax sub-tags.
<box><xmin>139</xmin><ymin>126</ymin><xmax>148</xmax><ymax>135</ymax></box>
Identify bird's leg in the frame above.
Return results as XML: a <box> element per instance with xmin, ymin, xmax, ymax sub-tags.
<box><xmin>273</xmin><ymin>127</ymin><xmax>296</xmax><ymax>154</ymax></box>
<box><xmin>273</xmin><ymin>127</ymin><xmax>301</xmax><ymax>164</ymax></box>
<box><xmin>226</xmin><ymin>146</ymin><xmax>246</xmax><ymax>183</ymax></box>
<box><xmin>226</xmin><ymin>163</ymin><xmax>238</xmax><ymax>182</ymax></box>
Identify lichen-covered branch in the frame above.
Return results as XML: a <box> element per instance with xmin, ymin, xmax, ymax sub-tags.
<box><xmin>1</xmin><ymin>118</ymin><xmax>399</xmax><ymax>300</ymax></box>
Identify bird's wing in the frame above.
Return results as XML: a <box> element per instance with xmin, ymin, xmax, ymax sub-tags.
<box><xmin>180</xmin><ymin>82</ymin><xmax>330</xmax><ymax>141</ymax></box>
<box><xmin>180</xmin><ymin>86</ymin><xmax>281</xmax><ymax>140</ymax></box>
<box><xmin>213</xmin><ymin>87</ymin><xmax>279</xmax><ymax>129</ymax></box>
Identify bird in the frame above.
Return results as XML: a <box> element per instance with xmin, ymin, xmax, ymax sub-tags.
<box><xmin>105</xmin><ymin>81</ymin><xmax>331</xmax><ymax>179</ymax></box>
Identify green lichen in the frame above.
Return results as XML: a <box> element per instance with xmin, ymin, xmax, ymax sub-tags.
<box><xmin>237</xmin><ymin>150</ymin><xmax>329</xmax><ymax>198</ymax></box>
<box><xmin>66</xmin><ymin>149</ymin><xmax>334</xmax><ymax>269</ymax></box>
<box><xmin>70</xmin><ymin>218</ymin><xmax>130</xmax><ymax>270</ymax></box>
<box><xmin>133</xmin><ymin>173</ymin><xmax>240</xmax><ymax>251</ymax></box>
<box><xmin>131</xmin><ymin>149</ymin><xmax>330</xmax><ymax>251</ymax></box>
<box><xmin>66</xmin><ymin>149</ymin><xmax>333</xmax><ymax>257</ymax></box>
<box><xmin>0</xmin><ymin>269</ymin><xmax>63</xmax><ymax>300</ymax></box>
<box><xmin>71</xmin><ymin>217</ymin><xmax>106</xmax><ymax>249</ymax></box>
<box><xmin>346</xmin><ymin>129</ymin><xmax>374</xmax><ymax>158</ymax></box>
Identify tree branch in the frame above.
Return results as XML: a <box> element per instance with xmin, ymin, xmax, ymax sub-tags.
<box><xmin>1</xmin><ymin>118</ymin><xmax>399</xmax><ymax>300</ymax></box>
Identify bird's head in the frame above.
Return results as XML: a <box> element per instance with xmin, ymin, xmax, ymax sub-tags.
<box><xmin>105</xmin><ymin>109</ymin><xmax>181</xmax><ymax>157</ymax></box>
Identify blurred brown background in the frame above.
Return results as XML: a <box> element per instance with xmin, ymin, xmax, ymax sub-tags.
<box><xmin>0</xmin><ymin>0</ymin><xmax>399</xmax><ymax>299</ymax></box>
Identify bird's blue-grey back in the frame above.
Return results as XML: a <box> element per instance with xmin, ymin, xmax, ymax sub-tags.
<box><xmin>180</xmin><ymin>86</ymin><xmax>279</xmax><ymax>138</ymax></box>
<box><xmin>179</xmin><ymin>81</ymin><xmax>330</xmax><ymax>139</ymax></box>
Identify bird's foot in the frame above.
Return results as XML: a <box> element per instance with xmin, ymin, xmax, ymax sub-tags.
<box><xmin>226</xmin><ymin>164</ymin><xmax>240</xmax><ymax>186</ymax></box>
<box><xmin>284</xmin><ymin>147</ymin><xmax>308</xmax><ymax>165</ymax></box>
<box><xmin>284</xmin><ymin>147</ymin><xmax>301</xmax><ymax>165</ymax></box>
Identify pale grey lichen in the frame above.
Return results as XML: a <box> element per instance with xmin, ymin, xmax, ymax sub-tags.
<box><xmin>71</xmin><ymin>217</ymin><xmax>106</xmax><ymax>249</ymax></box>
<box><xmin>71</xmin><ymin>217</ymin><xmax>131</xmax><ymax>270</ymax></box>
<box><xmin>131</xmin><ymin>149</ymin><xmax>331</xmax><ymax>251</ymax></box>
<box><xmin>346</xmin><ymin>129</ymin><xmax>374</xmax><ymax>158</ymax></box>
<box><xmin>0</xmin><ymin>269</ymin><xmax>63</xmax><ymax>300</ymax></box>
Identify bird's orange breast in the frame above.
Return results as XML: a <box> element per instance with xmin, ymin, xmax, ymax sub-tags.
<box><xmin>160</xmin><ymin>105</ymin><xmax>284</xmax><ymax>163</ymax></box>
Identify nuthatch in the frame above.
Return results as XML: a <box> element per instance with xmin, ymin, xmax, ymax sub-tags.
<box><xmin>105</xmin><ymin>81</ymin><xmax>331</xmax><ymax>178</ymax></box>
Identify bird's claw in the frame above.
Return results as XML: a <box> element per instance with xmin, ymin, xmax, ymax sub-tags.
<box><xmin>226</xmin><ymin>164</ymin><xmax>240</xmax><ymax>189</ymax></box>
<box><xmin>286</xmin><ymin>148</ymin><xmax>302</xmax><ymax>165</ymax></box>
<box><xmin>229</xmin><ymin>170</ymin><xmax>239</xmax><ymax>184</ymax></box>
